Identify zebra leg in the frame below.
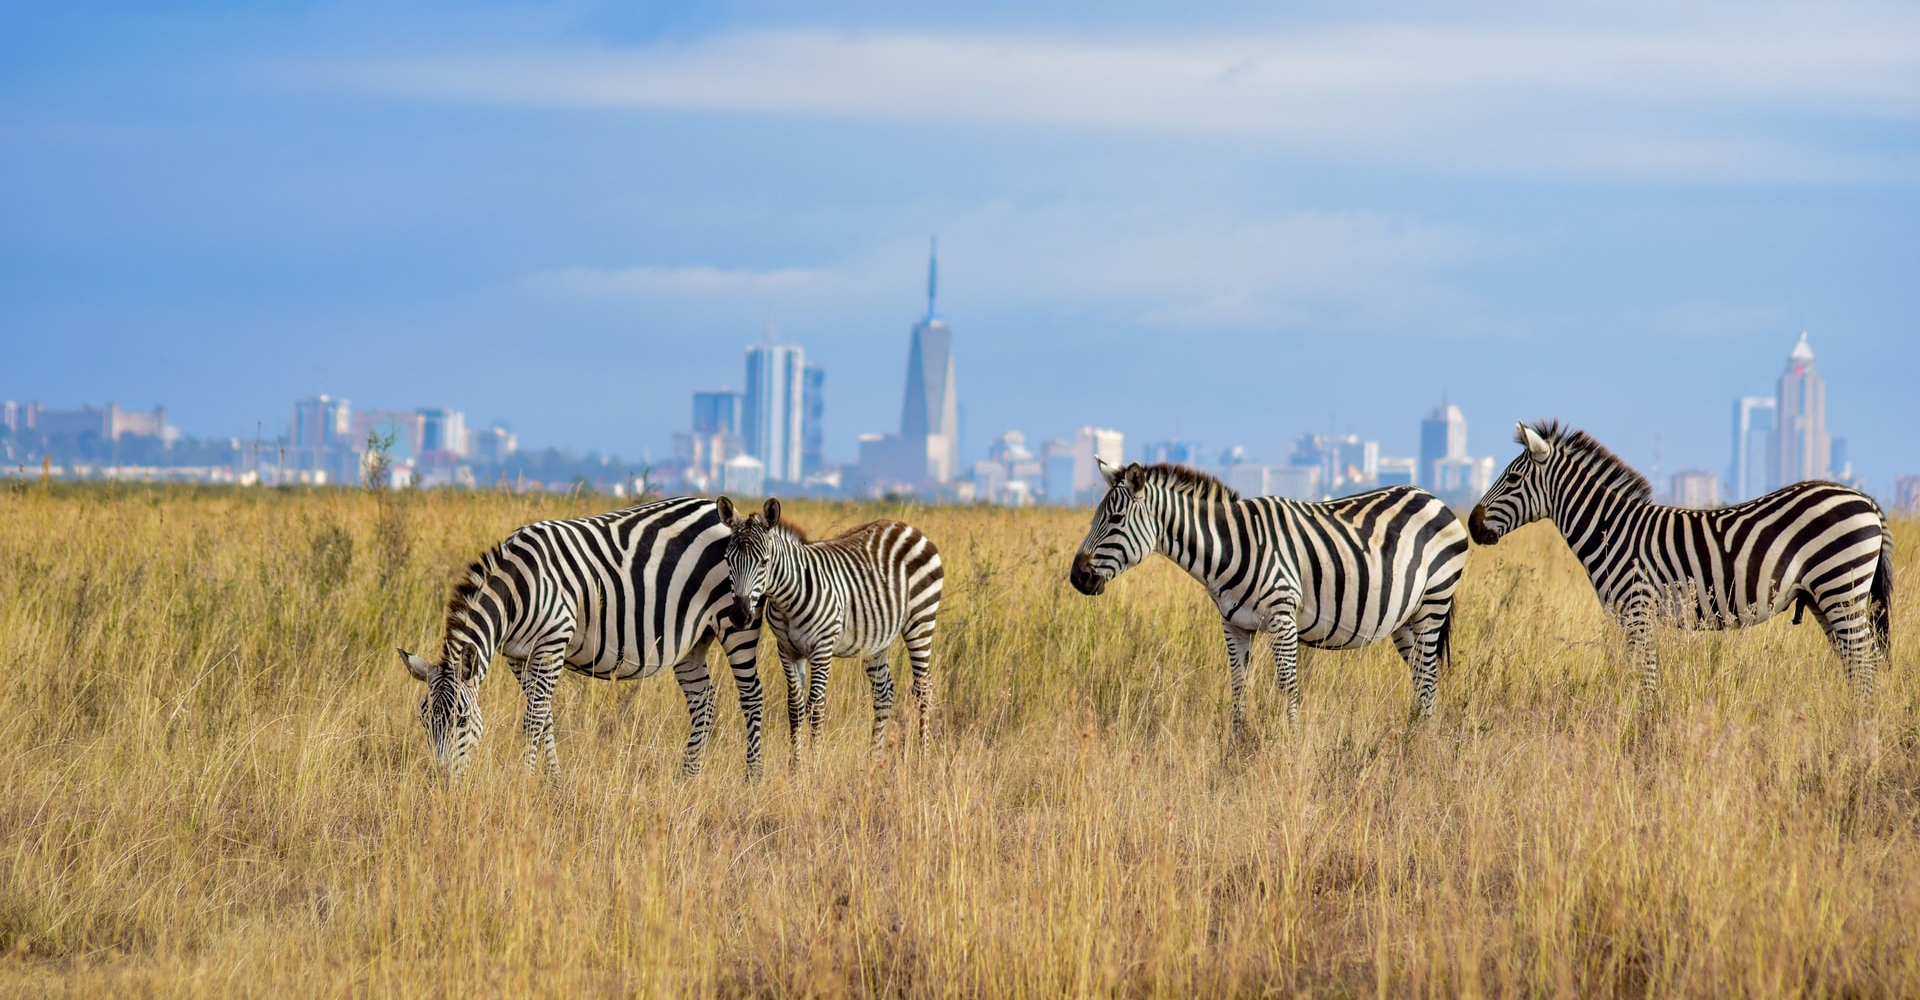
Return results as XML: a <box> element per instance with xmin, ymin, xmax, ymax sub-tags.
<box><xmin>518</xmin><ymin>646</ymin><xmax>564</xmax><ymax>777</ymax></box>
<box><xmin>1814</xmin><ymin>593</ymin><xmax>1876</xmax><ymax>702</ymax></box>
<box><xmin>721</xmin><ymin>625</ymin><xmax>765</xmax><ymax>779</ymax></box>
<box><xmin>1390</xmin><ymin>623</ymin><xmax>1439</xmax><ymax>719</ymax></box>
<box><xmin>672</xmin><ymin>638</ymin><xmax>718</xmax><ymax>777</ymax></box>
<box><xmin>1272</xmin><ymin>615</ymin><xmax>1302</xmax><ymax>723</ymax></box>
<box><xmin>904</xmin><ymin>616</ymin><xmax>938</xmax><ymax>752</ymax></box>
<box><xmin>863</xmin><ymin>649</ymin><xmax>896</xmax><ymax>753</ymax></box>
<box><xmin>1620</xmin><ymin>594</ymin><xmax>1659</xmax><ymax>698</ymax></box>
<box><xmin>776</xmin><ymin>644</ymin><xmax>807</xmax><ymax>768</ymax></box>
<box><xmin>805</xmin><ymin>641</ymin><xmax>836</xmax><ymax>745</ymax></box>
<box><xmin>1219</xmin><ymin>620</ymin><xmax>1254</xmax><ymax>744</ymax></box>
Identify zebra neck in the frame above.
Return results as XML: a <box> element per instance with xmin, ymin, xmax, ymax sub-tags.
<box><xmin>762</xmin><ymin>534</ymin><xmax>812</xmax><ymax>607</ymax></box>
<box><xmin>445</xmin><ymin>619</ymin><xmax>500</xmax><ymax>684</ymax></box>
<box><xmin>1549</xmin><ymin>475</ymin><xmax>1646</xmax><ymax>564</ymax></box>
<box><xmin>1151</xmin><ymin>490</ymin><xmax>1234</xmax><ymax>586</ymax></box>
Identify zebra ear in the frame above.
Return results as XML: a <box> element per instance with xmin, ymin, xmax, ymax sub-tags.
<box><xmin>398</xmin><ymin>647</ymin><xmax>432</xmax><ymax>683</ymax></box>
<box><xmin>1121</xmin><ymin>463</ymin><xmax>1145</xmax><ymax>489</ymax></box>
<box><xmin>1519</xmin><ymin>423</ymin><xmax>1552</xmax><ymax>463</ymax></box>
<box><xmin>1097</xmin><ymin>458</ymin><xmax>1119</xmax><ymax>486</ymax></box>
<box><xmin>715</xmin><ymin>495</ymin><xmax>735</xmax><ymax>523</ymax></box>
<box><xmin>763</xmin><ymin>497</ymin><xmax>782</xmax><ymax>524</ymax></box>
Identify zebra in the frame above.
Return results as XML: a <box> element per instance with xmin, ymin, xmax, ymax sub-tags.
<box><xmin>1068</xmin><ymin>461</ymin><xmax>1471</xmax><ymax>730</ymax></box>
<box><xmin>1469</xmin><ymin>420</ymin><xmax>1894</xmax><ymax>699</ymax></box>
<box><xmin>396</xmin><ymin>495</ymin><xmax>766</xmax><ymax>780</ymax></box>
<box><xmin>716</xmin><ymin>496</ymin><xmax>943</xmax><ymax>760</ymax></box>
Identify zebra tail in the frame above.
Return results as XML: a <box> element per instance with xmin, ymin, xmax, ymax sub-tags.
<box><xmin>1871</xmin><ymin>529</ymin><xmax>1893</xmax><ymax>662</ymax></box>
<box><xmin>1437</xmin><ymin>603</ymin><xmax>1454</xmax><ymax>677</ymax></box>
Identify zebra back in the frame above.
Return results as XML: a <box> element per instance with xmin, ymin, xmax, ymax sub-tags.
<box><xmin>444</xmin><ymin>495</ymin><xmax>740</xmax><ymax>679</ymax></box>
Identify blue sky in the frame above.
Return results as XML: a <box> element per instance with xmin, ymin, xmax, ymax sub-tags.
<box><xmin>4</xmin><ymin>1</ymin><xmax>1916</xmax><ymax>491</ymax></box>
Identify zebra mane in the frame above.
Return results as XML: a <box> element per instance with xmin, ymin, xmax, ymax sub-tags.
<box><xmin>752</xmin><ymin>514</ymin><xmax>811</xmax><ymax>544</ymax></box>
<box><xmin>1139</xmin><ymin>463</ymin><xmax>1240</xmax><ymax>502</ymax></box>
<box><xmin>1526</xmin><ymin>420</ymin><xmax>1653</xmax><ymax>503</ymax></box>
<box><xmin>439</xmin><ymin>556</ymin><xmax>496</xmax><ymax>678</ymax></box>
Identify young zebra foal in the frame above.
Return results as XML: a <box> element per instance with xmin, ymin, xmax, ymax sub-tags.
<box><xmin>716</xmin><ymin>496</ymin><xmax>943</xmax><ymax>761</ymax></box>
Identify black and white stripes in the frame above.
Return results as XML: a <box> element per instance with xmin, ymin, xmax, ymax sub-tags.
<box><xmin>1470</xmin><ymin>420</ymin><xmax>1893</xmax><ymax>697</ymax></box>
<box><xmin>718</xmin><ymin>496</ymin><xmax>943</xmax><ymax>760</ymax></box>
<box><xmin>398</xmin><ymin>495</ymin><xmax>764</xmax><ymax>779</ymax></box>
<box><xmin>1068</xmin><ymin>461</ymin><xmax>1471</xmax><ymax>729</ymax></box>
<box><xmin>396</xmin><ymin>426</ymin><xmax>1897</xmax><ymax>782</ymax></box>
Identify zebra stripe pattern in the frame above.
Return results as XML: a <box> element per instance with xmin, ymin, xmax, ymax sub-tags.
<box><xmin>717</xmin><ymin>496</ymin><xmax>943</xmax><ymax>760</ymax></box>
<box><xmin>398</xmin><ymin>495</ymin><xmax>765</xmax><ymax>779</ymax></box>
<box><xmin>1469</xmin><ymin>420</ymin><xmax>1894</xmax><ymax>698</ymax></box>
<box><xmin>1068</xmin><ymin>461</ymin><xmax>1472</xmax><ymax>729</ymax></box>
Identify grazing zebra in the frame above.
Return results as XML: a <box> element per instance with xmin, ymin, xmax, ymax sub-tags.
<box><xmin>1068</xmin><ymin>461</ymin><xmax>1471</xmax><ymax>729</ymax></box>
<box><xmin>1469</xmin><ymin>420</ymin><xmax>1894</xmax><ymax>698</ymax></box>
<box><xmin>397</xmin><ymin>496</ymin><xmax>765</xmax><ymax>779</ymax></box>
<box><xmin>716</xmin><ymin>496</ymin><xmax>943</xmax><ymax>760</ymax></box>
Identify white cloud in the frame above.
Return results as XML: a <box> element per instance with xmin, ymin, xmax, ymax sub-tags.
<box><xmin>1634</xmin><ymin>299</ymin><xmax>1790</xmax><ymax>339</ymax></box>
<box><xmin>522</xmin><ymin>204</ymin><xmax>1508</xmax><ymax>338</ymax></box>
<box><xmin>525</xmin><ymin>264</ymin><xmax>830</xmax><ymax>299</ymax></box>
<box><xmin>329</xmin><ymin>5</ymin><xmax>1920</xmax><ymax>184</ymax></box>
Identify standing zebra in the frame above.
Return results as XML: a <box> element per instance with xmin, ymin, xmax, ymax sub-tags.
<box><xmin>1469</xmin><ymin>420</ymin><xmax>1893</xmax><ymax>698</ymax></box>
<box><xmin>397</xmin><ymin>495</ymin><xmax>765</xmax><ymax>779</ymax></box>
<box><xmin>1068</xmin><ymin>461</ymin><xmax>1471</xmax><ymax>729</ymax></box>
<box><xmin>716</xmin><ymin>496</ymin><xmax>943</xmax><ymax>760</ymax></box>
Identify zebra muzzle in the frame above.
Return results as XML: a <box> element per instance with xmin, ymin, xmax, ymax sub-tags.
<box><xmin>730</xmin><ymin>599</ymin><xmax>758</xmax><ymax>629</ymax></box>
<box><xmin>1069</xmin><ymin>554</ymin><xmax>1106</xmax><ymax>596</ymax></box>
<box><xmin>1468</xmin><ymin>505</ymin><xmax>1502</xmax><ymax>546</ymax></box>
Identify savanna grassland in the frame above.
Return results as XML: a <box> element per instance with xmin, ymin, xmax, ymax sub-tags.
<box><xmin>0</xmin><ymin>484</ymin><xmax>1916</xmax><ymax>999</ymax></box>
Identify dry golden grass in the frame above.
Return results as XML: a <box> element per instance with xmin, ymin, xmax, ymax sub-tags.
<box><xmin>0</xmin><ymin>485</ymin><xmax>1916</xmax><ymax>998</ymax></box>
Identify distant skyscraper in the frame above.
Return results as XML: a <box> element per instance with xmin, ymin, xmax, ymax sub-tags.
<box><xmin>1670</xmin><ymin>470</ymin><xmax>1720</xmax><ymax>509</ymax></box>
<box><xmin>418</xmin><ymin>408</ymin><xmax>467</xmax><ymax>457</ymax></box>
<box><xmin>1894</xmin><ymin>475</ymin><xmax>1920</xmax><ymax>514</ymax></box>
<box><xmin>469</xmin><ymin>425</ymin><xmax>517</xmax><ymax>465</ymax></box>
<box><xmin>1072</xmin><ymin>427</ymin><xmax>1124</xmax><ymax>499</ymax></box>
<box><xmin>1727</xmin><ymin>396</ymin><xmax>1776</xmax><ymax>502</ymax></box>
<box><xmin>899</xmin><ymin>238</ymin><xmax>959</xmax><ymax>485</ymax></box>
<box><xmin>1419</xmin><ymin>401</ymin><xmax>1468</xmax><ymax>489</ymax></box>
<box><xmin>801</xmin><ymin>366</ymin><xmax>825</xmax><ymax>475</ymax></box>
<box><xmin>1774</xmin><ymin>332</ymin><xmax>1829</xmax><ymax>488</ymax></box>
<box><xmin>1376</xmin><ymin>456</ymin><xmax>1417</xmax><ymax>487</ymax></box>
<box><xmin>1040</xmin><ymin>439</ymin><xmax>1076</xmax><ymax>505</ymax></box>
<box><xmin>352</xmin><ymin>409</ymin><xmax>424</xmax><ymax>463</ymax></box>
<box><xmin>293</xmin><ymin>395</ymin><xmax>351</xmax><ymax>450</ymax></box>
<box><xmin>1288</xmin><ymin>433</ymin><xmax>1379</xmax><ymax>495</ymax></box>
<box><xmin>744</xmin><ymin>336</ymin><xmax>806</xmax><ymax>483</ymax></box>
<box><xmin>692</xmin><ymin>391</ymin><xmax>743</xmax><ymax>435</ymax></box>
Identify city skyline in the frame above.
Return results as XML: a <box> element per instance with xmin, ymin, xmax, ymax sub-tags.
<box><xmin>4</xmin><ymin>3</ymin><xmax>1916</xmax><ymax>493</ymax></box>
<box><xmin>1</xmin><ymin>328</ymin><xmax>1900</xmax><ymax>503</ymax></box>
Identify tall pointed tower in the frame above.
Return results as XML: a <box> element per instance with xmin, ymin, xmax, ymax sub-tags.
<box><xmin>899</xmin><ymin>238</ymin><xmax>959</xmax><ymax>484</ymax></box>
<box><xmin>1773</xmin><ymin>331</ymin><xmax>1829</xmax><ymax>488</ymax></box>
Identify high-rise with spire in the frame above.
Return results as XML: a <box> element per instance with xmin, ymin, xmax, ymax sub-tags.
<box><xmin>898</xmin><ymin>238</ymin><xmax>959</xmax><ymax>485</ymax></box>
<box><xmin>1773</xmin><ymin>331</ymin><xmax>1829</xmax><ymax>488</ymax></box>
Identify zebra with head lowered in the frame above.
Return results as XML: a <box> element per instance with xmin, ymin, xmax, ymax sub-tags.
<box><xmin>1470</xmin><ymin>420</ymin><xmax>1893</xmax><ymax>699</ymax></box>
<box><xmin>397</xmin><ymin>495</ymin><xmax>766</xmax><ymax>779</ymax></box>
<box><xmin>1068</xmin><ymin>461</ymin><xmax>1471</xmax><ymax>731</ymax></box>
<box><xmin>716</xmin><ymin>496</ymin><xmax>943</xmax><ymax>761</ymax></box>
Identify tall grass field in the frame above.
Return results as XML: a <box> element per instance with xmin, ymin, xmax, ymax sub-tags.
<box><xmin>1</xmin><ymin>485</ymin><xmax>1916</xmax><ymax>997</ymax></box>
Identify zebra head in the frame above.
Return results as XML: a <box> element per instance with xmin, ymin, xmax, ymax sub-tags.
<box><xmin>716</xmin><ymin>495</ymin><xmax>778</xmax><ymax>628</ymax></box>
<box><xmin>398</xmin><ymin>647</ymin><xmax>484</xmax><ymax>779</ymax></box>
<box><xmin>1469</xmin><ymin>421</ymin><xmax>1556</xmax><ymax>545</ymax></box>
<box><xmin>1071</xmin><ymin>459</ymin><xmax>1158</xmax><ymax>596</ymax></box>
